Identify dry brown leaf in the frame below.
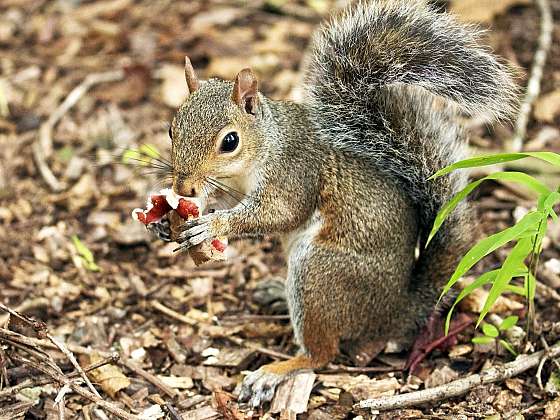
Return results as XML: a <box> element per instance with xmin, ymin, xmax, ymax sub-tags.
<box><xmin>493</xmin><ymin>389</ymin><xmax>522</xmax><ymax>413</ymax></box>
<box><xmin>212</xmin><ymin>391</ymin><xmax>246</xmax><ymax>420</ymax></box>
<box><xmin>449</xmin><ymin>0</ymin><xmax>531</xmax><ymax>23</ymax></box>
<box><xmin>425</xmin><ymin>365</ymin><xmax>459</xmax><ymax>388</ymax></box>
<box><xmin>534</xmin><ymin>90</ymin><xmax>560</xmax><ymax>123</ymax></box>
<box><xmin>87</xmin><ymin>352</ymin><xmax>130</xmax><ymax>398</ymax></box>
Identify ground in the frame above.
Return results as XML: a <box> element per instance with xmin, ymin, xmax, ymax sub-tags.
<box><xmin>1</xmin><ymin>0</ymin><xmax>560</xmax><ymax>419</ymax></box>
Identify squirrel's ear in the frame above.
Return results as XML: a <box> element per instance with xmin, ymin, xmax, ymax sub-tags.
<box><xmin>184</xmin><ymin>56</ymin><xmax>200</xmax><ymax>94</ymax></box>
<box><xmin>232</xmin><ymin>68</ymin><xmax>259</xmax><ymax>115</ymax></box>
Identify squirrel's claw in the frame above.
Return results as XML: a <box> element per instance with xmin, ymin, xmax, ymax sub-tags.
<box><xmin>238</xmin><ymin>368</ymin><xmax>284</xmax><ymax>408</ymax></box>
<box><xmin>174</xmin><ymin>216</ymin><xmax>212</xmax><ymax>250</ymax></box>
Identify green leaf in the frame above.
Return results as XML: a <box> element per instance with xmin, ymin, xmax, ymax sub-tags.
<box><xmin>525</xmin><ymin>272</ymin><xmax>537</xmax><ymax>301</ymax></box>
<box><xmin>542</xmin><ymin>191</ymin><xmax>560</xmax><ymax>216</ymax></box>
<box><xmin>430</xmin><ymin>152</ymin><xmax>560</xmax><ymax>179</ymax></box>
<box><xmin>478</xmin><ymin>237</ymin><xmax>534</xmax><ymax>326</ymax></box>
<box><xmin>444</xmin><ymin>269</ymin><xmax>498</xmax><ymax>334</ymax></box>
<box><xmin>71</xmin><ymin>235</ymin><xmax>100</xmax><ymax>272</ymax></box>
<box><xmin>499</xmin><ymin>339</ymin><xmax>518</xmax><ymax>356</ymax></box>
<box><xmin>439</xmin><ymin>211</ymin><xmax>543</xmax><ymax>299</ymax></box>
<box><xmin>472</xmin><ymin>336</ymin><xmax>494</xmax><ymax>345</ymax></box>
<box><xmin>499</xmin><ymin>315</ymin><xmax>519</xmax><ymax>331</ymax></box>
<box><xmin>482</xmin><ymin>323</ymin><xmax>499</xmax><ymax>338</ymax></box>
<box><xmin>428</xmin><ymin>172</ymin><xmax>549</xmax><ymax>245</ymax></box>
<box><xmin>505</xmin><ymin>284</ymin><xmax>527</xmax><ymax>296</ymax></box>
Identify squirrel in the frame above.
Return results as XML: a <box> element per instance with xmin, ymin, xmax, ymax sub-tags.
<box><xmin>150</xmin><ymin>0</ymin><xmax>518</xmax><ymax>408</ymax></box>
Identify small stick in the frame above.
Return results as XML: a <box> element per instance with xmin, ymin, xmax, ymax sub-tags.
<box><xmin>357</xmin><ymin>340</ymin><xmax>560</xmax><ymax>410</ymax></box>
<box><xmin>46</xmin><ymin>333</ymin><xmax>102</xmax><ymax>398</ymax></box>
<box><xmin>10</xmin><ymin>354</ymin><xmax>138</xmax><ymax>420</ymax></box>
<box><xmin>120</xmin><ymin>359</ymin><xmax>178</xmax><ymax>399</ymax></box>
<box><xmin>536</xmin><ymin>353</ymin><xmax>548</xmax><ymax>390</ymax></box>
<box><xmin>0</xmin><ymin>353</ymin><xmax>119</xmax><ymax>399</ymax></box>
<box><xmin>225</xmin><ymin>336</ymin><xmax>291</xmax><ymax>360</ymax></box>
<box><xmin>150</xmin><ymin>300</ymin><xmax>197</xmax><ymax>326</ymax></box>
<box><xmin>0</xmin><ymin>303</ymin><xmax>101</xmax><ymax>398</ymax></box>
<box><xmin>0</xmin><ymin>298</ymin><xmax>49</xmax><ymax>327</ymax></box>
<box><xmin>509</xmin><ymin>0</ymin><xmax>553</xmax><ymax>152</ymax></box>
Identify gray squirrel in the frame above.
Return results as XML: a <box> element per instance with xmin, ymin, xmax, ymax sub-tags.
<box><xmin>150</xmin><ymin>0</ymin><xmax>518</xmax><ymax>407</ymax></box>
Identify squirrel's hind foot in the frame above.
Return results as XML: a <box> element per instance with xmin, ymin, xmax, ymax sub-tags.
<box><xmin>238</xmin><ymin>368</ymin><xmax>284</xmax><ymax>408</ymax></box>
<box><xmin>239</xmin><ymin>355</ymin><xmax>317</xmax><ymax>408</ymax></box>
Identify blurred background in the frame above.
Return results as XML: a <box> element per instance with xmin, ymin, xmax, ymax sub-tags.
<box><xmin>0</xmin><ymin>0</ymin><xmax>560</xmax><ymax>418</ymax></box>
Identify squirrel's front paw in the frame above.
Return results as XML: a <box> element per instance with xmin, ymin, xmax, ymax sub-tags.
<box><xmin>146</xmin><ymin>217</ymin><xmax>172</xmax><ymax>242</ymax></box>
<box><xmin>238</xmin><ymin>368</ymin><xmax>285</xmax><ymax>408</ymax></box>
<box><xmin>175</xmin><ymin>212</ymin><xmax>228</xmax><ymax>251</ymax></box>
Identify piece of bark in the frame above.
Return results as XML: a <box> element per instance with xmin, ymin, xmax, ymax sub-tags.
<box><xmin>270</xmin><ymin>372</ymin><xmax>316</xmax><ymax>414</ymax></box>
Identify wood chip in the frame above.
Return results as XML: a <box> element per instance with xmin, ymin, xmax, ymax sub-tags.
<box><xmin>270</xmin><ymin>372</ymin><xmax>316</xmax><ymax>414</ymax></box>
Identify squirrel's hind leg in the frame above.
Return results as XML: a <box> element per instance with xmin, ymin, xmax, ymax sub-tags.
<box><xmin>239</xmin><ymin>243</ymin><xmax>345</xmax><ymax>407</ymax></box>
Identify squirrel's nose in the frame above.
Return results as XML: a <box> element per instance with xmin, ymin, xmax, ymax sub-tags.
<box><xmin>173</xmin><ymin>176</ymin><xmax>198</xmax><ymax>197</ymax></box>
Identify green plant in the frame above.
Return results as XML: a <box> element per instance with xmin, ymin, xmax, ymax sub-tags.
<box><xmin>472</xmin><ymin>315</ymin><xmax>518</xmax><ymax>355</ymax></box>
<box><xmin>429</xmin><ymin>152</ymin><xmax>560</xmax><ymax>337</ymax></box>
<box><xmin>71</xmin><ymin>235</ymin><xmax>100</xmax><ymax>272</ymax></box>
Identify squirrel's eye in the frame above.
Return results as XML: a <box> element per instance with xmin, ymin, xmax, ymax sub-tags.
<box><xmin>219</xmin><ymin>131</ymin><xmax>239</xmax><ymax>153</ymax></box>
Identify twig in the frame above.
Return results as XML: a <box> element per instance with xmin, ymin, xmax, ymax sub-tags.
<box><xmin>0</xmin><ymin>354</ymin><xmax>119</xmax><ymax>399</ymax></box>
<box><xmin>536</xmin><ymin>353</ymin><xmax>548</xmax><ymax>390</ymax></box>
<box><xmin>46</xmin><ymin>333</ymin><xmax>101</xmax><ymax>398</ymax></box>
<box><xmin>120</xmin><ymin>359</ymin><xmax>178</xmax><ymax>399</ymax></box>
<box><xmin>33</xmin><ymin>69</ymin><xmax>124</xmax><ymax>192</ymax></box>
<box><xmin>357</xmin><ymin>340</ymin><xmax>560</xmax><ymax>411</ymax></box>
<box><xmin>0</xmin><ymin>302</ymin><xmax>101</xmax><ymax>398</ymax></box>
<box><xmin>541</xmin><ymin>336</ymin><xmax>560</xmax><ymax>371</ymax></box>
<box><xmin>225</xmin><ymin>335</ymin><xmax>291</xmax><ymax>360</ymax></box>
<box><xmin>150</xmin><ymin>300</ymin><xmax>197</xmax><ymax>326</ymax></box>
<box><xmin>509</xmin><ymin>0</ymin><xmax>553</xmax><ymax>152</ymax></box>
<box><xmin>10</xmin><ymin>353</ymin><xmax>138</xmax><ymax>420</ymax></box>
<box><xmin>0</xmin><ymin>298</ymin><xmax>50</xmax><ymax>327</ymax></box>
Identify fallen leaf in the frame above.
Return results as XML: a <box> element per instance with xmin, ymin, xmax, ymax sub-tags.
<box><xmin>425</xmin><ymin>365</ymin><xmax>459</xmax><ymax>388</ymax></box>
<box><xmin>212</xmin><ymin>391</ymin><xmax>246</xmax><ymax>420</ymax></box>
<box><xmin>87</xmin><ymin>352</ymin><xmax>130</xmax><ymax>398</ymax></box>
<box><xmin>448</xmin><ymin>344</ymin><xmax>473</xmax><ymax>359</ymax></box>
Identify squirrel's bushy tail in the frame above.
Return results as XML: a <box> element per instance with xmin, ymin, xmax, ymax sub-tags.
<box><xmin>305</xmin><ymin>0</ymin><xmax>519</xmax><ymax>316</ymax></box>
